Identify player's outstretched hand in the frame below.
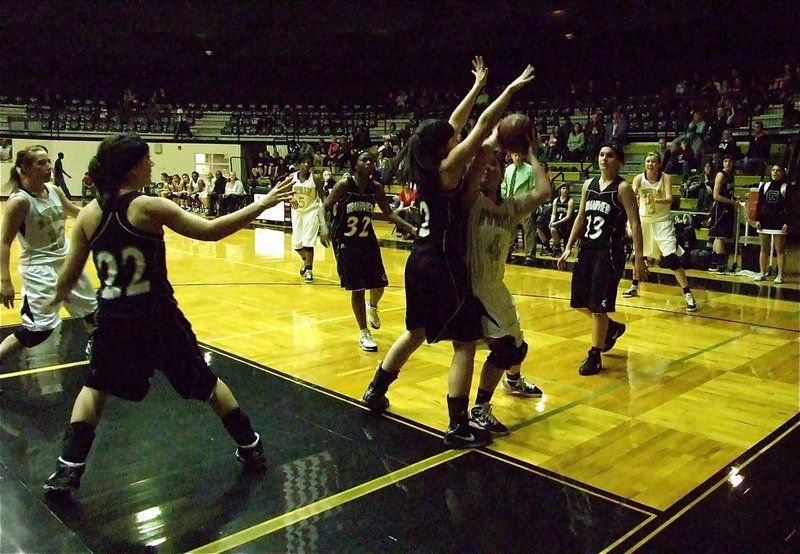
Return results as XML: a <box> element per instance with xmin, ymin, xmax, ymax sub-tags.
<box><xmin>556</xmin><ymin>248</ymin><xmax>571</xmax><ymax>271</ymax></box>
<box><xmin>472</xmin><ymin>56</ymin><xmax>488</xmax><ymax>90</ymax></box>
<box><xmin>507</xmin><ymin>65</ymin><xmax>535</xmax><ymax>92</ymax></box>
<box><xmin>260</xmin><ymin>176</ymin><xmax>294</xmax><ymax>209</ymax></box>
<box><xmin>633</xmin><ymin>256</ymin><xmax>649</xmax><ymax>282</ymax></box>
<box><xmin>0</xmin><ymin>281</ymin><xmax>15</xmax><ymax>309</ymax></box>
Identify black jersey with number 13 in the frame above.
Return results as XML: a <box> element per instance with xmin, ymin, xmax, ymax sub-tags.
<box><xmin>581</xmin><ymin>176</ymin><xmax>626</xmax><ymax>251</ymax></box>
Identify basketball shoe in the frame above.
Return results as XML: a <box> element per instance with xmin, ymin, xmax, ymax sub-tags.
<box><xmin>359</xmin><ymin>329</ymin><xmax>378</xmax><ymax>352</ymax></box>
<box><xmin>443</xmin><ymin>420</ymin><xmax>492</xmax><ymax>449</ymax></box>
<box><xmin>43</xmin><ymin>458</ymin><xmax>85</xmax><ymax>495</ymax></box>
<box><xmin>469</xmin><ymin>403</ymin><xmax>509</xmax><ymax>436</ymax></box>
<box><xmin>236</xmin><ymin>433</ymin><xmax>266</xmax><ymax>471</ymax></box>
<box><xmin>366</xmin><ymin>303</ymin><xmax>381</xmax><ymax>329</ymax></box>
<box><xmin>501</xmin><ymin>374</ymin><xmax>543</xmax><ymax>397</ymax></box>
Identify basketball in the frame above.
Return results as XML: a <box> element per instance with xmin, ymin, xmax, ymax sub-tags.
<box><xmin>497</xmin><ymin>113</ymin><xmax>536</xmax><ymax>153</ymax></box>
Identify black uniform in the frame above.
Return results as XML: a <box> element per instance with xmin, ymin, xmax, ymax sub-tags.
<box><xmin>756</xmin><ymin>180</ymin><xmax>788</xmax><ymax>232</ymax></box>
<box><xmin>552</xmin><ymin>196</ymin><xmax>572</xmax><ymax>236</ymax></box>
<box><xmin>331</xmin><ymin>176</ymin><xmax>389</xmax><ymax>291</ymax></box>
<box><xmin>708</xmin><ymin>170</ymin><xmax>735</xmax><ymax>239</ymax></box>
<box><xmin>85</xmin><ymin>192</ymin><xmax>217</xmax><ymax>402</ymax></box>
<box><xmin>405</xmin><ymin>178</ymin><xmax>482</xmax><ymax>343</ymax></box>
<box><xmin>571</xmin><ymin>176</ymin><xmax>628</xmax><ymax>313</ymax></box>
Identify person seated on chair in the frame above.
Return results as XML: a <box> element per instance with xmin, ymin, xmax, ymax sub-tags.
<box><xmin>220</xmin><ymin>173</ymin><xmax>246</xmax><ymax>215</ymax></box>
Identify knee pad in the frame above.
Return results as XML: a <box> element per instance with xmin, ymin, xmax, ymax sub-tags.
<box><xmin>487</xmin><ymin>336</ymin><xmax>518</xmax><ymax>370</ymax></box>
<box><xmin>510</xmin><ymin>340</ymin><xmax>528</xmax><ymax>366</ymax></box>
<box><xmin>661</xmin><ymin>253</ymin><xmax>681</xmax><ymax>270</ymax></box>
<box><xmin>14</xmin><ymin>328</ymin><xmax>53</xmax><ymax>348</ymax></box>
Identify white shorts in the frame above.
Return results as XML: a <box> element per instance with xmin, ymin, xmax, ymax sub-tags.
<box><xmin>474</xmin><ymin>281</ymin><xmax>523</xmax><ymax>345</ymax></box>
<box><xmin>291</xmin><ymin>207</ymin><xmax>321</xmax><ymax>250</ymax></box>
<box><xmin>19</xmin><ymin>263</ymin><xmax>97</xmax><ymax>332</ymax></box>
<box><xmin>642</xmin><ymin>219</ymin><xmax>683</xmax><ymax>259</ymax></box>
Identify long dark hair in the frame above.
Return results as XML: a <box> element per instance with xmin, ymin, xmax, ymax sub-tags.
<box><xmin>88</xmin><ymin>133</ymin><xmax>149</xmax><ymax>207</ymax></box>
<box><xmin>393</xmin><ymin>119</ymin><xmax>454</xmax><ymax>189</ymax></box>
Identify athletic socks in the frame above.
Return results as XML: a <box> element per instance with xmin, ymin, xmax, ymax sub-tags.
<box><xmin>370</xmin><ymin>364</ymin><xmax>398</xmax><ymax>396</ymax></box>
<box><xmin>682</xmin><ymin>286</ymin><xmax>691</xmax><ymax>294</ymax></box>
<box><xmin>221</xmin><ymin>408</ymin><xmax>257</xmax><ymax>447</ymax></box>
<box><xmin>61</xmin><ymin>421</ymin><xmax>96</xmax><ymax>464</ymax></box>
<box><xmin>475</xmin><ymin>387</ymin><xmax>494</xmax><ymax>406</ymax></box>
<box><xmin>446</xmin><ymin>395</ymin><xmax>469</xmax><ymax>428</ymax></box>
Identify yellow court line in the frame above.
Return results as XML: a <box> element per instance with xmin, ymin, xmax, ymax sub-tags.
<box><xmin>478</xmin><ymin>450</ymin><xmax>657</xmax><ymax>517</ymax></box>
<box><xmin>628</xmin><ymin>419</ymin><xmax>800</xmax><ymax>552</ymax></box>
<box><xmin>206</xmin><ymin>307</ymin><xmax>406</xmax><ymax>343</ymax></box>
<box><xmin>0</xmin><ymin>360</ymin><xmax>88</xmax><ymax>380</ymax></box>
<box><xmin>600</xmin><ymin>514</ymin><xmax>659</xmax><ymax>553</ymax></box>
<box><xmin>189</xmin><ymin>450</ymin><xmax>464</xmax><ymax>553</ymax></box>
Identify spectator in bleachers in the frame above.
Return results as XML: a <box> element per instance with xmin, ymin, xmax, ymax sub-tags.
<box><xmin>734</xmin><ymin>120</ymin><xmax>770</xmax><ymax>175</ymax></box>
<box><xmin>696</xmin><ymin>160</ymin><xmax>715</xmax><ymax>212</ymax></box>
<box><xmin>566</xmin><ymin>122</ymin><xmax>585</xmax><ymax>162</ymax></box>
<box><xmin>704</xmin><ymin>105</ymin><xmax>733</xmax><ymax>154</ymax></box>
<box><xmin>665</xmin><ymin>138</ymin><xmax>694</xmax><ymax>181</ymax></box>
<box><xmin>542</xmin><ymin>124</ymin><xmax>565</xmax><ymax>162</ymax></box>
<box><xmin>377</xmin><ymin>156</ymin><xmax>393</xmax><ymax>186</ymax></box>
<box><xmin>321</xmin><ymin>169</ymin><xmax>336</xmax><ymax>199</ymax></box>
<box><xmin>671</xmin><ymin>110</ymin><xmax>706</xmax><ymax>158</ymax></box>
<box><xmin>656</xmin><ymin>137</ymin><xmax>672</xmax><ymax>169</ymax></box>
<box><xmin>353</xmin><ymin>124</ymin><xmax>371</xmax><ymax>151</ymax></box>
<box><xmin>712</xmin><ymin>129</ymin><xmax>741</xmax><ymax>171</ymax></box>
<box><xmin>378</xmin><ymin>140</ymin><xmax>396</xmax><ymax>159</ymax></box>
<box><xmin>391</xmin><ymin>182</ymin><xmax>419</xmax><ymax>237</ymax></box>
<box><xmin>604</xmin><ymin>111</ymin><xmax>628</xmax><ymax>145</ymax></box>
<box><xmin>585</xmin><ymin>112</ymin><xmax>605</xmax><ymax>162</ymax></box>
<box><xmin>188</xmin><ymin>171</ymin><xmax>204</xmax><ymax>212</ymax></box>
<box><xmin>327</xmin><ymin>137</ymin><xmax>341</xmax><ymax>169</ymax></box>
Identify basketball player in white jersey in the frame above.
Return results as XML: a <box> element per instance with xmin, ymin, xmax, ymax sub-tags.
<box><xmin>621</xmin><ymin>152</ymin><xmax>698</xmax><ymax>312</ymax></box>
<box><xmin>0</xmin><ymin>145</ymin><xmax>97</xmax><ymax>367</ymax></box>
<box><xmin>463</xmin><ymin>129</ymin><xmax>551</xmax><ymax>435</ymax></box>
<box><xmin>290</xmin><ymin>152</ymin><xmax>329</xmax><ymax>283</ymax></box>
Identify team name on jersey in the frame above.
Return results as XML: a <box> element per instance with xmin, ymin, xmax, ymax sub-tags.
<box><xmin>476</xmin><ymin>207</ymin><xmax>512</xmax><ymax>229</ymax></box>
<box><xmin>585</xmin><ymin>199</ymin><xmax>612</xmax><ymax>215</ymax></box>
<box><xmin>346</xmin><ymin>201</ymin><xmax>375</xmax><ymax>214</ymax></box>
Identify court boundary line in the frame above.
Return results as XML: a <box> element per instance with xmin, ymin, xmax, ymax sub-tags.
<box><xmin>188</xmin><ymin>451</ymin><xmax>465</xmax><ymax>553</ymax></box>
<box><xmin>0</xmin><ymin>360</ymin><xmax>88</xmax><ymax>380</ymax></box>
<box><xmin>200</xmin><ymin>343</ymin><xmax>667</xmax><ymax>517</ymax></box>
<box><xmin>618</xmin><ymin>414</ymin><xmax>800</xmax><ymax>552</ymax></box>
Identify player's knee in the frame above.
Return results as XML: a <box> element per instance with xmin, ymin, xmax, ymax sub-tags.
<box><xmin>661</xmin><ymin>253</ymin><xmax>681</xmax><ymax>270</ymax></box>
<box><xmin>487</xmin><ymin>336</ymin><xmax>517</xmax><ymax>370</ymax></box>
<box><xmin>510</xmin><ymin>340</ymin><xmax>528</xmax><ymax>366</ymax></box>
<box><xmin>14</xmin><ymin>328</ymin><xmax>53</xmax><ymax>348</ymax></box>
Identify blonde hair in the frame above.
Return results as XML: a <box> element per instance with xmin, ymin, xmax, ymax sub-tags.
<box><xmin>5</xmin><ymin>145</ymin><xmax>48</xmax><ymax>192</ymax></box>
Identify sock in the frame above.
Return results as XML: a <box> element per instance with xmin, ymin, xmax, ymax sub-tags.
<box><xmin>221</xmin><ymin>408</ymin><xmax>257</xmax><ymax>446</ymax></box>
<box><xmin>475</xmin><ymin>387</ymin><xmax>493</xmax><ymax>406</ymax></box>
<box><xmin>589</xmin><ymin>346</ymin><xmax>602</xmax><ymax>358</ymax></box>
<box><xmin>631</xmin><ymin>280</ymin><xmax>639</xmax><ymax>287</ymax></box>
<box><xmin>62</xmin><ymin>421</ymin><xmax>96</xmax><ymax>464</ymax></box>
<box><xmin>683</xmin><ymin>287</ymin><xmax>691</xmax><ymax>294</ymax></box>
<box><xmin>371</xmin><ymin>364</ymin><xmax>398</xmax><ymax>395</ymax></box>
<box><xmin>446</xmin><ymin>395</ymin><xmax>469</xmax><ymax>428</ymax></box>
<box><xmin>505</xmin><ymin>372</ymin><xmax>520</xmax><ymax>382</ymax></box>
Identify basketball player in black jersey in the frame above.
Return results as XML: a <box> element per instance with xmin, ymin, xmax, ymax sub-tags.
<box><xmin>42</xmin><ymin>134</ymin><xmax>293</xmax><ymax>495</ymax></box>
<box><xmin>324</xmin><ymin>151</ymin><xmax>417</xmax><ymax>352</ymax></box>
<box><xmin>557</xmin><ymin>144</ymin><xmax>647</xmax><ymax>376</ymax></box>
<box><xmin>362</xmin><ymin>57</ymin><xmax>536</xmax><ymax>449</ymax></box>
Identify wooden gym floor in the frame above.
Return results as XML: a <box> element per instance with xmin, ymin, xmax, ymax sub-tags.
<box><xmin>0</xmin><ymin>219</ymin><xmax>798</xmax><ymax>552</ymax></box>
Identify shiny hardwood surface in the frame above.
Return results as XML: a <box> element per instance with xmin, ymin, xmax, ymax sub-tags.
<box><xmin>1</xmin><ymin>219</ymin><xmax>797</xmax><ymax>512</ymax></box>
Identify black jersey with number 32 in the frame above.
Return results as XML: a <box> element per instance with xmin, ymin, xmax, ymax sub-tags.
<box><xmin>581</xmin><ymin>175</ymin><xmax>626</xmax><ymax>251</ymax></box>
<box><xmin>89</xmin><ymin>192</ymin><xmax>176</xmax><ymax>319</ymax></box>
<box><xmin>331</xmin><ymin>176</ymin><xmax>378</xmax><ymax>249</ymax></box>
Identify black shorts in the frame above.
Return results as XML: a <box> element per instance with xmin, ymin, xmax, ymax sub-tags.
<box><xmin>552</xmin><ymin>221</ymin><xmax>571</xmax><ymax>237</ymax></box>
<box><xmin>85</xmin><ymin>309</ymin><xmax>217</xmax><ymax>402</ymax></box>
<box><xmin>570</xmin><ymin>247</ymin><xmax>626</xmax><ymax>313</ymax></box>
<box><xmin>404</xmin><ymin>246</ymin><xmax>482</xmax><ymax>343</ymax></box>
<box><xmin>708</xmin><ymin>203</ymin><xmax>734</xmax><ymax>239</ymax></box>
<box><xmin>336</xmin><ymin>241</ymin><xmax>389</xmax><ymax>291</ymax></box>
